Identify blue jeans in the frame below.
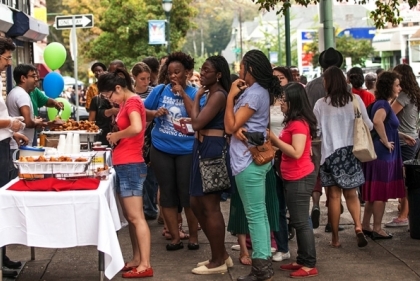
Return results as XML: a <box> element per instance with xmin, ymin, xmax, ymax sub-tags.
<box><xmin>143</xmin><ymin>165</ymin><xmax>159</xmax><ymax>217</ymax></box>
<box><xmin>235</xmin><ymin>162</ymin><xmax>271</xmax><ymax>259</ymax></box>
<box><xmin>273</xmin><ymin>172</ymin><xmax>289</xmax><ymax>253</ymax></box>
<box><xmin>284</xmin><ymin>171</ymin><xmax>317</xmax><ymax>267</ymax></box>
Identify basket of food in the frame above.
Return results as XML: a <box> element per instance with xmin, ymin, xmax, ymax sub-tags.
<box><xmin>94</xmin><ymin>166</ymin><xmax>110</xmax><ymax>181</ymax></box>
<box><xmin>15</xmin><ymin>156</ymin><xmax>91</xmax><ymax>174</ymax></box>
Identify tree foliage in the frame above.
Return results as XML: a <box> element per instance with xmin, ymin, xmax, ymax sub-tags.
<box><xmin>182</xmin><ymin>0</ymin><xmax>258</xmax><ymax>62</ymax></box>
<box><xmin>307</xmin><ymin>35</ymin><xmax>375</xmax><ymax>68</ymax></box>
<box><xmin>83</xmin><ymin>0</ymin><xmax>196</xmax><ymax>67</ymax></box>
<box><xmin>251</xmin><ymin>0</ymin><xmax>416</xmax><ymax>28</ymax></box>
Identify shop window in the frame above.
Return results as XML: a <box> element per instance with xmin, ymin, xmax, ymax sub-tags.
<box><xmin>411</xmin><ymin>45</ymin><xmax>420</xmax><ymax>62</ymax></box>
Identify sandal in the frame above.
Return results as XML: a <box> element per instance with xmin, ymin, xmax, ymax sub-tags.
<box><xmin>239</xmin><ymin>254</ymin><xmax>252</xmax><ymax>265</ymax></box>
<box><xmin>179</xmin><ymin>228</ymin><xmax>190</xmax><ymax>240</ymax></box>
<box><xmin>356</xmin><ymin>230</ymin><xmax>368</xmax><ymax>247</ymax></box>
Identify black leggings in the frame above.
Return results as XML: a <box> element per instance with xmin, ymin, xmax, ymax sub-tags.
<box><xmin>150</xmin><ymin>145</ymin><xmax>192</xmax><ymax>208</ymax></box>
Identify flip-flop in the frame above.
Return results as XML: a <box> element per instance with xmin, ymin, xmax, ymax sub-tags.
<box><xmin>329</xmin><ymin>242</ymin><xmax>342</xmax><ymax>248</ymax></box>
<box><xmin>239</xmin><ymin>254</ymin><xmax>252</xmax><ymax>265</ymax></box>
<box><xmin>356</xmin><ymin>232</ymin><xmax>368</xmax><ymax>247</ymax></box>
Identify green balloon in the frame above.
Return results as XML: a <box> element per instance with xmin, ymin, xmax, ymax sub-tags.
<box><xmin>44</xmin><ymin>43</ymin><xmax>67</xmax><ymax>70</ymax></box>
<box><xmin>47</xmin><ymin>98</ymin><xmax>72</xmax><ymax>121</ymax></box>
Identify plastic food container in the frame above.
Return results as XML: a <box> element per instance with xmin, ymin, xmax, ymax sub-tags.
<box><xmin>13</xmin><ymin>146</ymin><xmax>45</xmax><ymax>159</ymax></box>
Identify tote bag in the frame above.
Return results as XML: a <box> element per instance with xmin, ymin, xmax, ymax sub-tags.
<box><xmin>352</xmin><ymin>95</ymin><xmax>377</xmax><ymax>162</ymax></box>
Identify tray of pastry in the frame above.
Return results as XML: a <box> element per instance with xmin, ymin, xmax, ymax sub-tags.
<box><xmin>42</xmin><ymin>119</ymin><xmax>100</xmax><ymax>134</ymax></box>
<box><xmin>14</xmin><ymin>155</ymin><xmax>92</xmax><ymax>174</ymax></box>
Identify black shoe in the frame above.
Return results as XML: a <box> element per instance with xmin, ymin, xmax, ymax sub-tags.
<box><xmin>187</xmin><ymin>243</ymin><xmax>200</xmax><ymax>250</ymax></box>
<box><xmin>144</xmin><ymin>214</ymin><xmax>157</xmax><ymax>221</ymax></box>
<box><xmin>3</xmin><ymin>269</ymin><xmax>18</xmax><ymax>278</ymax></box>
<box><xmin>166</xmin><ymin>241</ymin><xmax>184</xmax><ymax>251</ymax></box>
<box><xmin>311</xmin><ymin>206</ymin><xmax>320</xmax><ymax>229</ymax></box>
<box><xmin>237</xmin><ymin>258</ymin><xmax>274</xmax><ymax>281</ymax></box>
<box><xmin>371</xmin><ymin>231</ymin><xmax>393</xmax><ymax>240</ymax></box>
<box><xmin>325</xmin><ymin>223</ymin><xmax>345</xmax><ymax>232</ymax></box>
<box><xmin>362</xmin><ymin>229</ymin><xmax>373</xmax><ymax>238</ymax></box>
<box><xmin>3</xmin><ymin>259</ymin><xmax>22</xmax><ymax>269</ymax></box>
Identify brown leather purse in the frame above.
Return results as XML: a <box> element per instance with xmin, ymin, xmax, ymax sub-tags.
<box><xmin>248</xmin><ymin>138</ymin><xmax>275</xmax><ymax>165</ymax></box>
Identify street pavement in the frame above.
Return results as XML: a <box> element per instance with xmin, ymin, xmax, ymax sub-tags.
<box><xmin>4</xmin><ymin>196</ymin><xmax>420</xmax><ymax>281</ymax></box>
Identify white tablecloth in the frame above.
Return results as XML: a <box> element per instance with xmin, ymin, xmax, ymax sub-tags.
<box><xmin>0</xmin><ymin>171</ymin><xmax>124</xmax><ymax>280</ymax></box>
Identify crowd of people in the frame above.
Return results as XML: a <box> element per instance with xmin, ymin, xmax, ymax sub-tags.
<box><xmin>1</xmin><ymin>34</ymin><xmax>419</xmax><ymax>280</ymax></box>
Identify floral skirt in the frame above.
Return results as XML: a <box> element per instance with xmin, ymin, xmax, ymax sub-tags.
<box><xmin>320</xmin><ymin>146</ymin><xmax>365</xmax><ymax>189</ymax></box>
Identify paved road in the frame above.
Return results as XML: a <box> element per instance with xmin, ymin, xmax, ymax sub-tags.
<box><xmin>5</xmin><ymin>197</ymin><xmax>420</xmax><ymax>281</ymax></box>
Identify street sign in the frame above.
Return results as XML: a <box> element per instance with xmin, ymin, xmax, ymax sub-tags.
<box><xmin>55</xmin><ymin>14</ymin><xmax>94</xmax><ymax>30</ymax></box>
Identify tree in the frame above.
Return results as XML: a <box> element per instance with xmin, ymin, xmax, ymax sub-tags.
<box><xmin>307</xmin><ymin>35</ymin><xmax>375</xmax><ymax>68</ymax></box>
<box><xmin>82</xmin><ymin>0</ymin><xmax>196</xmax><ymax>67</ymax></box>
<box><xmin>251</xmin><ymin>0</ymin><xmax>414</xmax><ymax>28</ymax></box>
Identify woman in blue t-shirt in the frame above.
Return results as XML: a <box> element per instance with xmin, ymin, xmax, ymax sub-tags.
<box><xmin>224</xmin><ymin>50</ymin><xmax>282</xmax><ymax>281</ymax></box>
<box><xmin>144</xmin><ymin>52</ymin><xmax>199</xmax><ymax>252</ymax></box>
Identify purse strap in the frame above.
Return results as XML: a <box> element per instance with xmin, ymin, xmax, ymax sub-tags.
<box><xmin>352</xmin><ymin>94</ymin><xmax>362</xmax><ymax>119</ymax></box>
<box><xmin>197</xmin><ymin>136</ymin><xmax>227</xmax><ymax>160</ymax></box>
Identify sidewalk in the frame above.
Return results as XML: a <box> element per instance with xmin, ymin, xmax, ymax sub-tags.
<box><xmin>6</xmin><ymin>197</ymin><xmax>420</xmax><ymax>281</ymax></box>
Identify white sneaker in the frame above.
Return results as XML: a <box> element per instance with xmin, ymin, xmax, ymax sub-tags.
<box><xmin>231</xmin><ymin>244</ymin><xmax>240</xmax><ymax>251</ymax></box>
<box><xmin>271</xmin><ymin>247</ymin><xmax>276</xmax><ymax>253</ymax></box>
<box><xmin>272</xmin><ymin>251</ymin><xmax>291</xmax><ymax>262</ymax></box>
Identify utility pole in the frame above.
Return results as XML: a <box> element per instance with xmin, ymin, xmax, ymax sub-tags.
<box><xmin>239</xmin><ymin>7</ymin><xmax>243</xmax><ymax>60</ymax></box>
<box><xmin>285</xmin><ymin>5</ymin><xmax>291</xmax><ymax>66</ymax></box>
<box><xmin>277</xmin><ymin>16</ymin><xmax>282</xmax><ymax>65</ymax></box>
<box><xmin>320</xmin><ymin>0</ymin><xmax>334</xmax><ymax>50</ymax></box>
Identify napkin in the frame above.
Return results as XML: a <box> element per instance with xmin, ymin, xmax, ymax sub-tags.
<box><xmin>8</xmin><ymin>178</ymin><xmax>100</xmax><ymax>191</ymax></box>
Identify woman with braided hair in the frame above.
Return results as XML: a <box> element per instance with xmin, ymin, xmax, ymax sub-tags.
<box><xmin>225</xmin><ymin>50</ymin><xmax>282</xmax><ymax>281</ymax></box>
<box><xmin>186</xmin><ymin>55</ymin><xmax>234</xmax><ymax>275</ymax></box>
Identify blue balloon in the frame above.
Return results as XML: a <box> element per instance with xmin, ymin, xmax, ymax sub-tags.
<box><xmin>43</xmin><ymin>72</ymin><xmax>64</xmax><ymax>99</ymax></box>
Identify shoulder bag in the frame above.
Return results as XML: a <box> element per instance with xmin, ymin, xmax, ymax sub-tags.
<box><xmin>352</xmin><ymin>95</ymin><xmax>377</xmax><ymax>162</ymax></box>
<box><xmin>198</xmin><ymin>139</ymin><xmax>231</xmax><ymax>193</ymax></box>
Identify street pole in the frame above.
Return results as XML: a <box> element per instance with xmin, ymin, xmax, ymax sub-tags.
<box><xmin>285</xmin><ymin>5</ymin><xmax>291</xmax><ymax>66</ymax></box>
<box><xmin>166</xmin><ymin>12</ymin><xmax>171</xmax><ymax>54</ymax></box>
<box><xmin>277</xmin><ymin>16</ymin><xmax>282</xmax><ymax>66</ymax></box>
<box><xmin>321</xmin><ymin>0</ymin><xmax>334</xmax><ymax>49</ymax></box>
<box><xmin>72</xmin><ymin>15</ymin><xmax>79</xmax><ymax>121</ymax></box>
<box><xmin>239</xmin><ymin>7</ymin><xmax>243</xmax><ymax>60</ymax></box>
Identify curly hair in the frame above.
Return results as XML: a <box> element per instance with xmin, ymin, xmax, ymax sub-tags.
<box><xmin>242</xmin><ymin>50</ymin><xmax>282</xmax><ymax>104</ymax></box>
<box><xmin>272</xmin><ymin>66</ymin><xmax>293</xmax><ymax>83</ymax></box>
<box><xmin>348</xmin><ymin>67</ymin><xmax>364</xmax><ymax>89</ymax></box>
<box><xmin>375</xmin><ymin>71</ymin><xmax>400</xmax><ymax>101</ymax></box>
<box><xmin>283</xmin><ymin>82</ymin><xmax>318</xmax><ymax>139</ymax></box>
<box><xmin>323</xmin><ymin>66</ymin><xmax>352</xmax><ymax>107</ymax></box>
<box><xmin>0</xmin><ymin>37</ymin><xmax>15</xmax><ymax>55</ymax></box>
<box><xmin>206</xmin><ymin>55</ymin><xmax>231</xmax><ymax>93</ymax></box>
<box><xmin>164</xmin><ymin>51</ymin><xmax>194</xmax><ymax>71</ymax></box>
<box><xmin>393</xmin><ymin>64</ymin><xmax>420</xmax><ymax>108</ymax></box>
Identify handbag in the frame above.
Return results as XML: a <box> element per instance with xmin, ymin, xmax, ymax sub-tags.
<box><xmin>352</xmin><ymin>95</ymin><xmax>377</xmax><ymax>162</ymax></box>
<box><xmin>198</xmin><ymin>141</ymin><xmax>231</xmax><ymax>193</ymax></box>
<box><xmin>248</xmin><ymin>138</ymin><xmax>275</xmax><ymax>165</ymax></box>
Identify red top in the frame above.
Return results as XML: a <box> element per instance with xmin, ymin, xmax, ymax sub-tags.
<box><xmin>113</xmin><ymin>95</ymin><xmax>146</xmax><ymax>165</ymax></box>
<box><xmin>352</xmin><ymin>88</ymin><xmax>375</xmax><ymax>107</ymax></box>
<box><xmin>279</xmin><ymin>120</ymin><xmax>314</xmax><ymax>180</ymax></box>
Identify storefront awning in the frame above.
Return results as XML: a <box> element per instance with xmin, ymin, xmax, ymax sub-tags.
<box><xmin>0</xmin><ymin>4</ymin><xmax>13</xmax><ymax>33</ymax></box>
<box><xmin>372</xmin><ymin>31</ymin><xmax>401</xmax><ymax>52</ymax></box>
<box><xmin>6</xmin><ymin>11</ymin><xmax>49</xmax><ymax>42</ymax></box>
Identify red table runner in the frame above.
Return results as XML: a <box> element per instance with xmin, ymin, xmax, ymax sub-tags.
<box><xmin>8</xmin><ymin>178</ymin><xmax>100</xmax><ymax>191</ymax></box>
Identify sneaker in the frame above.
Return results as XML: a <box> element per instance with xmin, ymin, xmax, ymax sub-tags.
<box><xmin>272</xmin><ymin>251</ymin><xmax>291</xmax><ymax>262</ymax></box>
<box><xmin>385</xmin><ymin>217</ymin><xmax>408</xmax><ymax>227</ymax></box>
<box><xmin>231</xmin><ymin>244</ymin><xmax>240</xmax><ymax>251</ymax></box>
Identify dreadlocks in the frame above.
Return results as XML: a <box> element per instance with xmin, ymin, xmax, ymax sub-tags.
<box><xmin>206</xmin><ymin>55</ymin><xmax>231</xmax><ymax>93</ymax></box>
<box><xmin>242</xmin><ymin>50</ymin><xmax>282</xmax><ymax>105</ymax></box>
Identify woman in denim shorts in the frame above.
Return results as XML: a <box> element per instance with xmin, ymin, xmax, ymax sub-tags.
<box><xmin>98</xmin><ymin>69</ymin><xmax>152</xmax><ymax>278</ymax></box>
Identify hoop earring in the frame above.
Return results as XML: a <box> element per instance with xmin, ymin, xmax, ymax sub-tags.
<box><xmin>217</xmin><ymin>78</ymin><xmax>219</xmax><ymax>82</ymax></box>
